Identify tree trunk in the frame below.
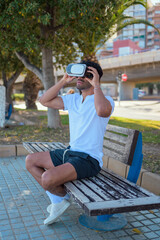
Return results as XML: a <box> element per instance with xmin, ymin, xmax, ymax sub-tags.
<box><xmin>42</xmin><ymin>47</ymin><xmax>61</xmax><ymax>128</ymax></box>
<box><xmin>23</xmin><ymin>71</ymin><xmax>42</xmax><ymax>109</ymax></box>
<box><xmin>2</xmin><ymin>70</ymin><xmax>23</xmax><ymax>107</ymax></box>
<box><xmin>82</xmin><ymin>53</ymin><xmax>98</xmax><ymax>63</ymax></box>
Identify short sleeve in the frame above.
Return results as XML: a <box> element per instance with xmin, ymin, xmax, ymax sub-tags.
<box><xmin>105</xmin><ymin>96</ymin><xmax>115</xmax><ymax>114</ymax></box>
<box><xmin>61</xmin><ymin>94</ymin><xmax>74</xmax><ymax>111</ymax></box>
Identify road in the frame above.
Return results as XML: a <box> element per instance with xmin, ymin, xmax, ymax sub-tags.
<box><xmin>14</xmin><ymin>100</ymin><xmax>160</xmax><ymax>121</ymax></box>
<box><xmin>113</xmin><ymin>100</ymin><xmax>160</xmax><ymax>121</ymax></box>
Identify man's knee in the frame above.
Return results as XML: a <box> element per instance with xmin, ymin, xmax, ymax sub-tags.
<box><xmin>25</xmin><ymin>154</ymin><xmax>34</xmax><ymax>171</ymax></box>
<box><xmin>41</xmin><ymin>170</ymin><xmax>57</xmax><ymax>191</ymax></box>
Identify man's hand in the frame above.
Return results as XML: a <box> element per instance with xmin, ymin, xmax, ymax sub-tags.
<box><xmin>61</xmin><ymin>73</ymin><xmax>75</xmax><ymax>84</ymax></box>
<box><xmin>39</xmin><ymin>73</ymin><xmax>75</xmax><ymax>109</ymax></box>
<box><xmin>85</xmin><ymin>67</ymin><xmax>100</xmax><ymax>89</ymax></box>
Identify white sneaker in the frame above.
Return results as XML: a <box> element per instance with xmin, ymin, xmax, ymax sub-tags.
<box><xmin>44</xmin><ymin>199</ymin><xmax>70</xmax><ymax>225</ymax></box>
<box><xmin>47</xmin><ymin>196</ymin><xmax>74</xmax><ymax>213</ymax></box>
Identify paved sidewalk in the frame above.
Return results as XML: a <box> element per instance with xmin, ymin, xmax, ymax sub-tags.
<box><xmin>0</xmin><ymin>156</ymin><xmax>160</xmax><ymax>240</ymax></box>
<box><xmin>14</xmin><ymin>100</ymin><xmax>160</xmax><ymax>121</ymax></box>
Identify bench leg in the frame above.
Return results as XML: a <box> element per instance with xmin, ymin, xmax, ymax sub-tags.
<box><xmin>79</xmin><ymin>214</ymin><xmax>127</xmax><ymax>231</ymax></box>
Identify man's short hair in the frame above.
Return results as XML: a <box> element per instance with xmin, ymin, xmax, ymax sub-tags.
<box><xmin>80</xmin><ymin>60</ymin><xmax>103</xmax><ymax>79</ymax></box>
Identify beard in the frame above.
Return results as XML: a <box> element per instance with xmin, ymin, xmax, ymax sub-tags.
<box><xmin>76</xmin><ymin>79</ymin><xmax>92</xmax><ymax>91</ymax></box>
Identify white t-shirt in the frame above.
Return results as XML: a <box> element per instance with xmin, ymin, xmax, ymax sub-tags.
<box><xmin>61</xmin><ymin>93</ymin><xmax>115</xmax><ymax>167</ymax></box>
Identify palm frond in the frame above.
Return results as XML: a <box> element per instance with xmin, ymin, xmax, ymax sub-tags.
<box><xmin>123</xmin><ymin>0</ymin><xmax>147</xmax><ymax>9</ymax></box>
<box><xmin>116</xmin><ymin>19</ymin><xmax>160</xmax><ymax>35</ymax></box>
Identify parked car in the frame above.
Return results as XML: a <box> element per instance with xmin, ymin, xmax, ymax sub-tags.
<box><xmin>138</xmin><ymin>90</ymin><xmax>146</xmax><ymax>97</ymax></box>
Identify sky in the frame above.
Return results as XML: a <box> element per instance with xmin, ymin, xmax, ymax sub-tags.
<box><xmin>151</xmin><ymin>0</ymin><xmax>160</xmax><ymax>4</ymax></box>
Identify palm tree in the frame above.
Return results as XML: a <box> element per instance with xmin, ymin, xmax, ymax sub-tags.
<box><xmin>23</xmin><ymin>71</ymin><xmax>43</xmax><ymax>109</ymax></box>
<box><xmin>72</xmin><ymin>0</ymin><xmax>160</xmax><ymax>62</ymax></box>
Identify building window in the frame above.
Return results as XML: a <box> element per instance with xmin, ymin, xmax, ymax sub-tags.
<box><xmin>139</xmin><ymin>41</ymin><xmax>145</xmax><ymax>48</ymax></box>
<box><xmin>147</xmin><ymin>26</ymin><xmax>153</xmax><ymax>31</ymax></box>
<box><xmin>154</xmin><ymin>45</ymin><xmax>160</xmax><ymax>49</ymax></box>
<box><xmin>148</xmin><ymin>11</ymin><xmax>153</xmax><ymax>16</ymax></box>
<box><xmin>155</xmin><ymin>31</ymin><xmax>159</xmax><ymax>35</ymax></box>
<box><xmin>155</xmin><ymin>11</ymin><xmax>160</xmax><ymax>14</ymax></box>
<box><xmin>154</xmin><ymin>39</ymin><xmax>160</xmax><ymax>42</ymax></box>
<box><xmin>134</xmin><ymin>11</ymin><xmax>145</xmax><ymax>16</ymax></box>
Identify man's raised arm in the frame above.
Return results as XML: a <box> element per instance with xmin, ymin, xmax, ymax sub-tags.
<box><xmin>39</xmin><ymin>74</ymin><xmax>74</xmax><ymax>110</ymax></box>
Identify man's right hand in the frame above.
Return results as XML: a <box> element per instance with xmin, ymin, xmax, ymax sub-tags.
<box><xmin>61</xmin><ymin>73</ymin><xmax>75</xmax><ymax>84</ymax></box>
<box><xmin>39</xmin><ymin>73</ymin><xmax>75</xmax><ymax>110</ymax></box>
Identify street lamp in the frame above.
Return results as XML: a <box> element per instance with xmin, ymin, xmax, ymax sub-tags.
<box><xmin>116</xmin><ymin>71</ymin><xmax>122</xmax><ymax>106</ymax></box>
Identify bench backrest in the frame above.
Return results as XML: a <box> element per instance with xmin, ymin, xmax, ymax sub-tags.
<box><xmin>104</xmin><ymin>124</ymin><xmax>143</xmax><ymax>183</ymax></box>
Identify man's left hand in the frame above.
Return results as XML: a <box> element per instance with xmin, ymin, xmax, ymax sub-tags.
<box><xmin>85</xmin><ymin>66</ymin><xmax>100</xmax><ymax>89</ymax></box>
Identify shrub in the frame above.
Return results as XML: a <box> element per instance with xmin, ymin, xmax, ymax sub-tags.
<box><xmin>12</xmin><ymin>93</ymin><xmax>25</xmax><ymax>101</ymax></box>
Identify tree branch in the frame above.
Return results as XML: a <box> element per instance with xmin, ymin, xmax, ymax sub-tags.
<box><xmin>8</xmin><ymin>67</ymin><xmax>24</xmax><ymax>89</ymax></box>
<box><xmin>15</xmin><ymin>51</ymin><xmax>43</xmax><ymax>81</ymax></box>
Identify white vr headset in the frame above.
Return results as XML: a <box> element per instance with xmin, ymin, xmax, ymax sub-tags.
<box><xmin>66</xmin><ymin>63</ymin><xmax>87</xmax><ymax>77</ymax></box>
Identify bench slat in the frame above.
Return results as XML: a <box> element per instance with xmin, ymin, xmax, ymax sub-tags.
<box><xmin>64</xmin><ymin>182</ymin><xmax>90</xmax><ymax>204</ymax></box>
<box><xmin>98</xmin><ymin>171</ymin><xmax>145</xmax><ymax>198</ymax></box>
<box><xmin>23</xmin><ymin>142</ymin><xmax>37</xmax><ymax>153</ymax></box>
<box><xmin>84</xmin><ymin>196</ymin><xmax>160</xmax><ymax>216</ymax></box>
<box><xmin>31</xmin><ymin>143</ymin><xmax>44</xmax><ymax>152</ymax></box>
<box><xmin>101</xmin><ymin>168</ymin><xmax>155</xmax><ymax>197</ymax></box>
<box><xmin>89</xmin><ymin>176</ymin><xmax>123</xmax><ymax>200</ymax></box>
<box><xmin>70</xmin><ymin>180</ymin><xmax>103</xmax><ymax>202</ymax></box>
<box><xmin>107</xmin><ymin>124</ymin><xmax>135</xmax><ymax>135</ymax></box>
<box><xmin>35</xmin><ymin>142</ymin><xmax>51</xmax><ymax>152</ymax></box>
<box><xmin>103</xmin><ymin>147</ymin><xmax>124</xmax><ymax>162</ymax></box>
<box><xmin>80</xmin><ymin>178</ymin><xmax>112</xmax><ymax>201</ymax></box>
<box><xmin>104</xmin><ymin>131</ymin><xmax>127</xmax><ymax>144</ymax></box>
<box><xmin>50</xmin><ymin>142</ymin><xmax>66</xmax><ymax>149</ymax></box>
<box><xmin>103</xmin><ymin>139</ymin><xmax>125</xmax><ymax>154</ymax></box>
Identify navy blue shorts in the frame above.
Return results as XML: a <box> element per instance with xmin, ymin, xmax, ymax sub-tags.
<box><xmin>49</xmin><ymin>148</ymin><xmax>101</xmax><ymax>180</ymax></box>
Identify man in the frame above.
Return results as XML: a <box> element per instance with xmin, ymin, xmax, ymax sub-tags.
<box><xmin>25</xmin><ymin>60</ymin><xmax>114</xmax><ymax>225</ymax></box>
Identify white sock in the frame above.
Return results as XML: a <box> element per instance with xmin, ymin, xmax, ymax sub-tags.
<box><xmin>46</xmin><ymin>191</ymin><xmax>70</xmax><ymax>204</ymax></box>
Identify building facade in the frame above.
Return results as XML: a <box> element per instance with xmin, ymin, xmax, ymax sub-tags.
<box><xmin>114</xmin><ymin>1</ymin><xmax>160</xmax><ymax>50</ymax></box>
<box><xmin>147</xmin><ymin>3</ymin><xmax>160</xmax><ymax>49</ymax></box>
<box><xmin>116</xmin><ymin>4</ymin><xmax>148</xmax><ymax>49</ymax></box>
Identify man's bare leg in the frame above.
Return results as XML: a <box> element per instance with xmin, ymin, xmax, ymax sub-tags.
<box><xmin>25</xmin><ymin>151</ymin><xmax>77</xmax><ymax>225</ymax></box>
<box><xmin>25</xmin><ymin>151</ymin><xmax>77</xmax><ymax>195</ymax></box>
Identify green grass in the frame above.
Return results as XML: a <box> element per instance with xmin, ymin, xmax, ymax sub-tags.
<box><xmin>60</xmin><ymin>115</ymin><xmax>69</xmax><ymax>125</ymax></box>
<box><xmin>39</xmin><ymin>115</ymin><xmax>69</xmax><ymax>126</ymax></box>
<box><xmin>12</xmin><ymin>93</ymin><xmax>25</xmax><ymax>101</ymax></box>
<box><xmin>109</xmin><ymin>116</ymin><xmax>160</xmax><ymax>144</ymax></box>
<box><xmin>39</xmin><ymin>115</ymin><xmax>160</xmax><ymax>144</ymax></box>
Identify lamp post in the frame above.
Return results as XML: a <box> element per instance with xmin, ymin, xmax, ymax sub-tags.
<box><xmin>116</xmin><ymin>71</ymin><xmax>122</xmax><ymax>106</ymax></box>
<box><xmin>116</xmin><ymin>72</ymin><xmax>128</xmax><ymax>106</ymax></box>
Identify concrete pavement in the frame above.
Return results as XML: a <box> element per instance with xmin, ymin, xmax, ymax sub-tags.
<box><xmin>113</xmin><ymin>100</ymin><xmax>160</xmax><ymax>121</ymax></box>
<box><xmin>14</xmin><ymin>100</ymin><xmax>160</xmax><ymax>121</ymax></box>
<box><xmin>0</xmin><ymin>156</ymin><xmax>160</xmax><ymax>240</ymax></box>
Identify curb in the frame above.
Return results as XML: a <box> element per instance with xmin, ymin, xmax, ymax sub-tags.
<box><xmin>0</xmin><ymin>144</ymin><xmax>160</xmax><ymax>196</ymax></box>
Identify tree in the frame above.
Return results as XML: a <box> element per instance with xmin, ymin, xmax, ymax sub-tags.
<box><xmin>0</xmin><ymin>0</ymin><xmax>84</xmax><ymax>128</ymax></box>
<box><xmin>23</xmin><ymin>71</ymin><xmax>42</xmax><ymax>109</ymax></box>
<box><xmin>0</xmin><ymin>50</ymin><xmax>24</xmax><ymax>107</ymax></box>
<box><xmin>1</xmin><ymin>0</ymin><xmax>159</xmax><ymax>128</ymax></box>
<box><xmin>70</xmin><ymin>0</ymin><xmax>160</xmax><ymax>61</ymax></box>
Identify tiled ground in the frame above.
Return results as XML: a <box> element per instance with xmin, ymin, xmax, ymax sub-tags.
<box><xmin>0</xmin><ymin>156</ymin><xmax>160</xmax><ymax>240</ymax></box>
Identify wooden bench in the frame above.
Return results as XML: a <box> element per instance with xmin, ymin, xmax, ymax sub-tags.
<box><xmin>23</xmin><ymin>124</ymin><xmax>160</xmax><ymax>231</ymax></box>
